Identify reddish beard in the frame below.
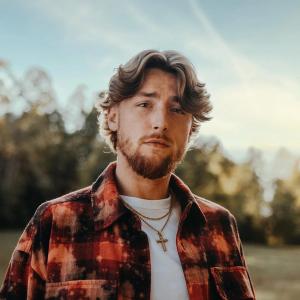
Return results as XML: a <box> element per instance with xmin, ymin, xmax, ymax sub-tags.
<box><xmin>117</xmin><ymin>134</ymin><xmax>185</xmax><ymax>179</ymax></box>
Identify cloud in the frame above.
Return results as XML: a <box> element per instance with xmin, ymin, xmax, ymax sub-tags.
<box><xmin>27</xmin><ymin>0</ymin><xmax>140</xmax><ymax>52</ymax></box>
<box><xmin>186</xmin><ymin>0</ymin><xmax>300</xmax><ymax>152</ymax></box>
<box><xmin>209</xmin><ymin>81</ymin><xmax>300</xmax><ymax>150</ymax></box>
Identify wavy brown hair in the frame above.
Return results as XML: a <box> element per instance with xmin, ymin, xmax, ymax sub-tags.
<box><xmin>95</xmin><ymin>49</ymin><xmax>212</xmax><ymax>152</ymax></box>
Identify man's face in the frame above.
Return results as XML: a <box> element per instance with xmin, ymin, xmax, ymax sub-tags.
<box><xmin>109</xmin><ymin>68</ymin><xmax>193</xmax><ymax>179</ymax></box>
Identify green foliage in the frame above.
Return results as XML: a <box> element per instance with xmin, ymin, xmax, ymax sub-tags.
<box><xmin>270</xmin><ymin>179</ymin><xmax>300</xmax><ymax>244</ymax></box>
<box><xmin>0</xmin><ymin>109</ymin><xmax>73</xmax><ymax>227</ymax></box>
<box><xmin>0</xmin><ymin>107</ymin><xmax>116</xmax><ymax>228</ymax></box>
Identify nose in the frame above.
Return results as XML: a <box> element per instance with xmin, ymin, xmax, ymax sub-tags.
<box><xmin>152</xmin><ymin>107</ymin><xmax>168</xmax><ymax>132</ymax></box>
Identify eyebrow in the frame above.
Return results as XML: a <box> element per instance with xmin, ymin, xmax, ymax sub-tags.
<box><xmin>136</xmin><ymin>91</ymin><xmax>180</xmax><ymax>102</ymax></box>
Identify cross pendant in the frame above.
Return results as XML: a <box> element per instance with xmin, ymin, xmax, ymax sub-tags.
<box><xmin>156</xmin><ymin>231</ymin><xmax>168</xmax><ymax>252</ymax></box>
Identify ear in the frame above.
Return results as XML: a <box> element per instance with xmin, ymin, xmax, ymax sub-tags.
<box><xmin>107</xmin><ymin>105</ymin><xmax>119</xmax><ymax>132</ymax></box>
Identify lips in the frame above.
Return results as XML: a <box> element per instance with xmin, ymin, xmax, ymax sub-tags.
<box><xmin>144</xmin><ymin>139</ymin><xmax>170</xmax><ymax>147</ymax></box>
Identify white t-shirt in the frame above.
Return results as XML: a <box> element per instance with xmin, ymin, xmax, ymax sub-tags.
<box><xmin>120</xmin><ymin>194</ymin><xmax>189</xmax><ymax>300</ymax></box>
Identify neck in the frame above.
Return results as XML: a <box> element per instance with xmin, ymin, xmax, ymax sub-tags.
<box><xmin>115</xmin><ymin>154</ymin><xmax>171</xmax><ymax>200</ymax></box>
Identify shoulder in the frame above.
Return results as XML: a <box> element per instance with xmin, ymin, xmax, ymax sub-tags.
<box><xmin>192</xmin><ymin>194</ymin><xmax>239</xmax><ymax>233</ymax></box>
<box><xmin>191</xmin><ymin>195</ymin><xmax>248</xmax><ymax>268</ymax></box>
<box><xmin>32</xmin><ymin>185</ymin><xmax>92</xmax><ymax>223</ymax></box>
<box><xmin>193</xmin><ymin>194</ymin><xmax>233</xmax><ymax>218</ymax></box>
<box><xmin>17</xmin><ymin>186</ymin><xmax>92</xmax><ymax>253</ymax></box>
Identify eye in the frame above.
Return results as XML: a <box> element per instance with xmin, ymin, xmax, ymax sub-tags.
<box><xmin>136</xmin><ymin>102</ymin><xmax>149</xmax><ymax>108</ymax></box>
<box><xmin>170</xmin><ymin>107</ymin><xmax>186</xmax><ymax>115</ymax></box>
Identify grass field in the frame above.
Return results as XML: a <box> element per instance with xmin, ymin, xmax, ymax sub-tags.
<box><xmin>1</xmin><ymin>231</ymin><xmax>300</xmax><ymax>299</ymax></box>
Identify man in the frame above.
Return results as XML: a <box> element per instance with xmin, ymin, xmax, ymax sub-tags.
<box><xmin>0</xmin><ymin>50</ymin><xmax>255</xmax><ymax>299</ymax></box>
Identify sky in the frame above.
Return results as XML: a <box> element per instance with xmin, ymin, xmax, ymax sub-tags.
<box><xmin>1</xmin><ymin>0</ymin><xmax>300</xmax><ymax>163</ymax></box>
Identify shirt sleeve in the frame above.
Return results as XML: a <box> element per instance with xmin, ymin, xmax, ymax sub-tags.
<box><xmin>0</xmin><ymin>215</ymin><xmax>48</xmax><ymax>299</ymax></box>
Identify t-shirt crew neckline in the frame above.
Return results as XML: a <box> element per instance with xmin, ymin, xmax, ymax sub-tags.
<box><xmin>120</xmin><ymin>194</ymin><xmax>171</xmax><ymax>210</ymax></box>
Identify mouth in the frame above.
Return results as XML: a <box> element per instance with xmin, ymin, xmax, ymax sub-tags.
<box><xmin>146</xmin><ymin>143</ymin><xmax>168</xmax><ymax>148</ymax></box>
<box><xmin>144</xmin><ymin>139</ymin><xmax>170</xmax><ymax>148</ymax></box>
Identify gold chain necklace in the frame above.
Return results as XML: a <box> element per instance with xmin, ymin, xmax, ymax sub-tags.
<box><xmin>122</xmin><ymin>194</ymin><xmax>173</xmax><ymax>252</ymax></box>
<box><xmin>122</xmin><ymin>193</ymin><xmax>172</xmax><ymax>221</ymax></box>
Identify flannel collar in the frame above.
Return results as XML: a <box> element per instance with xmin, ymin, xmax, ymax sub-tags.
<box><xmin>91</xmin><ymin>161</ymin><xmax>206</xmax><ymax>230</ymax></box>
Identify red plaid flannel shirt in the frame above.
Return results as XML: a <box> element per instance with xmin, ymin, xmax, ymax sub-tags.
<box><xmin>1</xmin><ymin>162</ymin><xmax>255</xmax><ymax>299</ymax></box>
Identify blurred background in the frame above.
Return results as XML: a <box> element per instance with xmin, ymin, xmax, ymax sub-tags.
<box><xmin>1</xmin><ymin>0</ymin><xmax>299</xmax><ymax>299</ymax></box>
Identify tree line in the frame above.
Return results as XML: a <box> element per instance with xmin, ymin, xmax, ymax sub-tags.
<box><xmin>0</xmin><ymin>65</ymin><xmax>299</xmax><ymax>245</ymax></box>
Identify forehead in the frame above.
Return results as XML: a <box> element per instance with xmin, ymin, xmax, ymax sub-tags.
<box><xmin>139</xmin><ymin>68</ymin><xmax>178</xmax><ymax>94</ymax></box>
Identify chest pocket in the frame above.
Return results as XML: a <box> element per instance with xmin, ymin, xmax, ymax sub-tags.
<box><xmin>210</xmin><ymin>266</ymin><xmax>255</xmax><ymax>300</ymax></box>
<box><xmin>45</xmin><ymin>279</ymin><xmax>117</xmax><ymax>299</ymax></box>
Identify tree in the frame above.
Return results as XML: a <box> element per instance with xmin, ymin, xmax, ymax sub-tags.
<box><xmin>270</xmin><ymin>164</ymin><xmax>300</xmax><ymax>244</ymax></box>
<box><xmin>0</xmin><ymin>63</ymin><xmax>115</xmax><ymax>228</ymax></box>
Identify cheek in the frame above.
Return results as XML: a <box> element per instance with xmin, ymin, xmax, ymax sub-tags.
<box><xmin>118</xmin><ymin>118</ymin><xmax>145</xmax><ymax>143</ymax></box>
<box><xmin>119</xmin><ymin>108</ymin><xmax>143</xmax><ymax>130</ymax></box>
<box><xmin>175</xmin><ymin>119</ymin><xmax>192</xmax><ymax>138</ymax></box>
<box><xmin>174</xmin><ymin>127</ymin><xmax>192</xmax><ymax>150</ymax></box>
